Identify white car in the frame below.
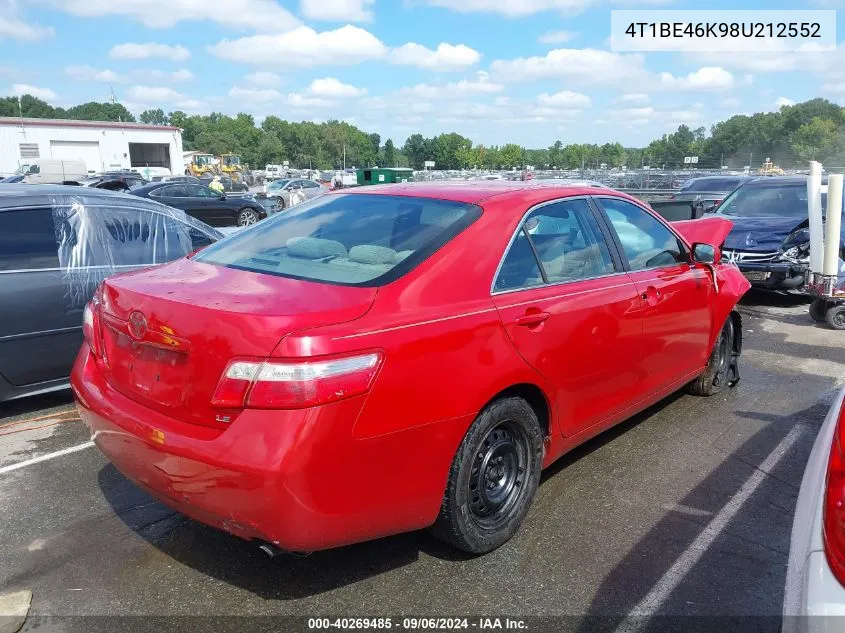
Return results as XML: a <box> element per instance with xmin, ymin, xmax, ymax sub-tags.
<box><xmin>783</xmin><ymin>387</ymin><xmax>845</xmax><ymax>631</ymax></box>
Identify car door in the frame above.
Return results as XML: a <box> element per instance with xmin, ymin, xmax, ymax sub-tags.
<box><xmin>302</xmin><ymin>180</ymin><xmax>322</xmax><ymax>200</ymax></box>
<box><xmin>594</xmin><ymin>196</ymin><xmax>714</xmax><ymax>395</ymax></box>
<box><xmin>0</xmin><ymin>206</ymin><xmax>82</xmax><ymax>387</ymax></box>
<box><xmin>186</xmin><ymin>184</ymin><xmax>230</xmax><ymax>226</ymax></box>
<box><xmin>491</xmin><ymin>197</ymin><xmax>645</xmax><ymax>436</ymax></box>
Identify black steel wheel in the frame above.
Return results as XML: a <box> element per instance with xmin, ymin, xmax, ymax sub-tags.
<box><xmin>826</xmin><ymin>304</ymin><xmax>845</xmax><ymax>331</ymax></box>
<box><xmin>431</xmin><ymin>397</ymin><xmax>543</xmax><ymax>554</ymax></box>
<box><xmin>687</xmin><ymin>316</ymin><xmax>737</xmax><ymax>396</ymax></box>
<box><xmin>467</xmin><ymin>422</ymin><xmax>531</xmax><ymax>529</ymax></box>
<box><xmin>810</xmin><ymin>298</ymin><xmax>829</xmax><ymax>323</ymax></box>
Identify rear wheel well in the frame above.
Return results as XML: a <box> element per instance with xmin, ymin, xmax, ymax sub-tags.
<box><xmin>484</xmin><ymin>384</ymin><xmax>551</xmax><ymax>438</ymax></box>
<box><xmin>729</xmin><ymin>310</ymin><xmax>743</xmax><ymax>355</ymax></box>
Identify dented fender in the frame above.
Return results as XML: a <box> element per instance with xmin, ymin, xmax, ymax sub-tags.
<box><xmin>673</xmin><ymin>216</ymin><xmax>735</xmax><ymax>262</ymax></box>
<box><xmin>709</xmin><ymin>264</ymin><xmax>751</xmax><ymax>350</ymax></box>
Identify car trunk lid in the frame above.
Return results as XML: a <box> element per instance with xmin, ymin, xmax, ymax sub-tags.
<box><xmin>97</xmin><ymin>258</ymin><xmax>376</xmax><ymax>428</ymax></box>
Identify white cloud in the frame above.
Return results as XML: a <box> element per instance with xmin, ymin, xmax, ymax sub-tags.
<box><xmin>132</xmin><ymin>68</ymin><xmax>193</xmax><ymax>82</ymax></box>
<box><xmin>491</xmin><ymin>48</ymin><xmax>647</xmax><ymax>85</ymax></box>
<box><xmin>0</xmin><ymin>16</ymin><xmax>53</xmax><ymax>41</ymax></box>
<box><xmin>8</xmin><ymin>84</ymin><xmax>56</xmax><ymax>100</ymax></box>
<box><xmin>670</xmin><ymin>110</ymin><xmax>704</xmax><ymax>123</ymax></box>
<box><xmin>720</xmin><ymin>97</ymin><xmax>741</xmax><ymax>109</ymax></box>
<box><xmin>307</xmin><ymin>77</ymin><xmax>366</xmax><ymax>97</ymax></box>
<box><xmin>536</xmin><ymin>90</ymin><xmax>591</xmax><ymax>108</ymax></box>
<box><xmin>659</xmin><ymin>67</ymin><xmax>736</xmax><ymax>91</ymax></box>
<box><xmin>301</xmin><ymin>0</ymin><xmax>374</xmax><ymax>21</ymax></box>
<box><xmin>390</xmin><ymin>42</ymin><xmax>481</xmax><ymax>72</ymax></box>
<box><xmin>422</xmin><ymin>0</ymin><xmax>593</xmax><ymax>17</ymax></box>
<box><xmin>775</xmin><ymin>96</ymin><xmax>795</xmax><ymax>107</ymax></box>
<box><xmin>400</xmin><ymin>73</ymin><xmax>505</xmax><ymax>99</ymax></box>
<box><xmin>110</xmin><ymin>42</ymin><xmax>190</xmax><ymax>62</ymax></box>
<box><xmin>126</xmin><ymin>85</ymin><xmax>185</xmax><ymax>102</ymax></box>
<box><xmin>65</xmin><ymin>65</ymin><xmax>127</xmax><ymax>83</ymax></box>
<box><xmin>208</xmin><ymin>25</ymin><xmax>387</xmax><ymax>67</ymax></box>
<box><xmin>287</xmin><ymin>93</ymin><xmax>333</xmax><ymax>108</ymax></box>
<box><xmin>246</xmin><ymin>71</ymin><xmax>281</xmax><ymax>87</ymax></box>
<box><xmin>619</xmin><ymin>93</ymin><xmax>649</xmax><ymax>104</ymax></box>
<box><xmin>228</xmin><ymin>86</ymin><xmax>284</xmax><ymax>103</ymax></box>
<box><xmin>822</xmin><ymin>83</ymin><xmax>845</xmax><ymax>95</ymax></box>
<box><xmin>538</xmin><ymin>30</ymin><xmax>577</xmax><ymax>44</ymax></box>
<box><xmin>46</xmin><ymin>0</ymin><xmax>299</xmax><ymax>32</ymax></box>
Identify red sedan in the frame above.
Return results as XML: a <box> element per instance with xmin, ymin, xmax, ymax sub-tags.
<box><xmin>71</xmin><ymin>182</ymin><xmax>750</xmax><ymax>555</ymax></box>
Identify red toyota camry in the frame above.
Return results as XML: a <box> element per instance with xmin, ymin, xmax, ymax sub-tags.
<box><xmin>71</xmin><ymin>182</ymin><xmax>750</xmax><ymax>555</ymax></box>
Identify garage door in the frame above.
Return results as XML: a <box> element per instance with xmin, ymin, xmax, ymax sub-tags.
<box><xmin>49</xmin><ymin>141</ymin><xmax>101</xmax><ymax>173</ymax></box>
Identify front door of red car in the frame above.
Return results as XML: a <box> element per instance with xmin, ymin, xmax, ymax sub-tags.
<box><xmin>491</xmin><ymin>197</ymin><xmax>645</xmax><ymax>437</ymax></box>
<box><xmin>595</xmin><ymin>196</ymin><xmax>714</xmax><ymax>396</ymax></box>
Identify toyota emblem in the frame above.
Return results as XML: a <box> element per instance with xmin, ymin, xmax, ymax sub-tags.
<box><xmin>128</xmin><ymin>311</ymin><xmax>148</xmax><ymax>340</ymax></box>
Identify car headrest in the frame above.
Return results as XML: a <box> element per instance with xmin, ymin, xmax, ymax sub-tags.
<box><xmin>349</xmin><ymin>245</ymin><xmax>398</xmax><ymax>265</ymax></box>
<box><xmin>286</xmin><ymin>237</ymin><xmax>348</xmax><ymax>259</ymax></box>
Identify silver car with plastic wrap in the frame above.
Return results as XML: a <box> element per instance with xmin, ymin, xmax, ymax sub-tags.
<box><xmin>0</xmin><ymin>185</ymin><xmax>221</xmax><ymax>402</ymax></box>
<box><xmin>784</xmin><ymin>388</ymin><xmax>845</xmax><ymax>632</ymax></box>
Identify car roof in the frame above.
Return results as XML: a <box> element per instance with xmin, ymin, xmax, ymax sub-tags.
<box><xmin>685</xmin><ymin>175</ymin><xmax>750</xmax><ymax>182</ymax></box>
<box><xmin>0</xmin><ymin>183</ymin><xmax>150</xmax><ymax>207</ymax></box>
<box><xmin>338</xmin><ymin>180</ymin><xmax>625</xmax><ymax>205</ymax></box>
<box><xmin>743</xmin><ymin>176</ymin><xmax>815</xmax><ymax>188</ymax></box>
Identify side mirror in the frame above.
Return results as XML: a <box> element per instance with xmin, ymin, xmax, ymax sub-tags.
<box><xmin>692</xmin><ymin>243</ymin><xmax>716</xmax><ymax>264</ymax></box>
<box><xmin>218</xmin><ymin>193</ymin><xmax>226</xmax><ymax>200</ymax></box>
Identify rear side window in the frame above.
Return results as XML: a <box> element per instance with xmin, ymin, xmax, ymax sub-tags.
<box><xmin>494</xmin><ymin>198</ymin><xmax>615</xmax><ymax>292</ymax></box>
<box><xmin>0</xmin><ymin>208</ymin><xmax>60</xmax><ymax>271</ymax></box>
<box><xmin>195</xmin><ymin>194</ymin><xmax>481</xmax><ymax>286</ymax></box>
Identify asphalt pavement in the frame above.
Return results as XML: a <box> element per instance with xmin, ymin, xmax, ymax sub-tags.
<box><xmin>0</xmin><ymin>290</ymin><xmax>842</xmax><ymax>632</ymax></box>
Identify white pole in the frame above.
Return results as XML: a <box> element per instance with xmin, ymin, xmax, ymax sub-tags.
<box><xmin>824</xmin><ymin>173</ymin><xmax>843</xmax><ymax>277</ymax></box>
<box><xmin>808</xmin><ymin>161</ymin><xmax>824</xmax><ymax>275</ymax></box>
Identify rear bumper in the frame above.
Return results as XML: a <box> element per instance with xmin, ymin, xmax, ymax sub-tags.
<box><xmin>71</xmin><ymin>344</ymin><xmax>466</xmax><ymax>551</ymax></box>
<box><xmin>736</xmin><ymin>261</ymin><xmax>808</xmax><ymax>289</ymax></box>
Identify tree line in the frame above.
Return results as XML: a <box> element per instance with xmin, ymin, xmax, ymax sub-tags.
<box><xmin>3</xmin><ymin>94</ymin><xmax>845</xmax><ymax>171</ymax></box>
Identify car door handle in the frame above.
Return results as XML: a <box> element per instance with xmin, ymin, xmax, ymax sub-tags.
<box><xmin>640</xmin><ymin>288</ymin><xmax>661</xmax><ymax>300</ymax></box>
<box><xmin>515</xmin><ymin>311</ymin><xmax>551</xmax><ymax>327</ymax></box>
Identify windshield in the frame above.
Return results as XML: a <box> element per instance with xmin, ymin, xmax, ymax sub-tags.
<box><xmin>194</xmin><ymin>194</ymin><xmax>481</xmax><ymax>286</ymax></box>
<box><xmin>718</xmin><ymin>184</ymin><xmax>810</xmax><ymax>218</ymax></box>
<box><xmin>195</xmin><ymin>155</ymin><xmax>214</xmax><ymax>166</ymax></box>
<box><xmin>268</xmin><ymin>179</ymin><xmax>291</xmax><ymax>190</ymax></box>
<box><xmin>224</xmin><ymin>156</ymin><xmax>240</xmax><ymax>165</ymax></box>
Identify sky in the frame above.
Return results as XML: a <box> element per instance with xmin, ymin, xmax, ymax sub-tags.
<box><xmin>1</xmin><ymin>0</ymin><xmax>844</xmax><ymax>148</ymax></box>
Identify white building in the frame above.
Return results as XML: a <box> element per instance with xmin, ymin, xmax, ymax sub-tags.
<box><xmin>0</xmin><ymin>117</ymin><xmax>184</xmax><ymax>177</ymax></box>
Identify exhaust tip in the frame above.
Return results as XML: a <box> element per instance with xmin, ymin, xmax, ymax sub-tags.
<box><xmin>257</xmin><ymin>542</ymin><xmax>312</xmax><ymax>558</ymax></box>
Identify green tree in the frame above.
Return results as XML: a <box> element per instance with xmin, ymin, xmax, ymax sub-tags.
<box><xmin>383</xmin><ymin>139</ymin><xmax>396</xmax><ymax>167</ymax></box>
<box><xmin>499</xmin><ymin>143</ymin><xmax>525</xmax><ymax>169</ymax></box>
<box><xmin>792</xmin><ymin>117</ymin><xmax>839</xmax><ymax>161</ymax></box>
<box><xmin>140</xmin><ymin>109</ymin><xmax>168</xmax><ymax>125</ymax></box>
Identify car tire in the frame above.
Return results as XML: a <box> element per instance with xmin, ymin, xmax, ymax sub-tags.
<box><xmin>237</xmin><ymin>208</ymin><xmax>260</xmax><ymax>227</ymax></box>
<box><xmin>687</xmin><ymin>316</ymin><xmax>736</xmax><ymax>396</ymax></box>
<box><xmin>430</xmin><ymin>397</ymin><xmax>543</xmax><ymax>554</ymax></box>
<box><xmin>810</xmin><ymin>298</ymin><xmax>829</xmax><ymax>323</ymax></box>
<box><xmin>277</xmin><ymin>198</ymin><xmax>286</xmax><ymax>210</ymax></box>
<box><xmin>826</xmin><ymin>304</ymin><xmax>845</xmax><ymax>330</ymax></box>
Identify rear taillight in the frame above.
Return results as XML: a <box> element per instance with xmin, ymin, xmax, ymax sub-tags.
<box><xmin>823</xmin><ymin>401</ymin><xmax>845</xmax><ymax>584</ymax></box>
<box><xmin>212</xmin><ymin>352</ymin><xmax>383</xmax><ymax>410</ymax></box>
<box><xmin>82</xmin><ymin>301</ymin><xmax>102</xmax><ymax>357</ymax></box>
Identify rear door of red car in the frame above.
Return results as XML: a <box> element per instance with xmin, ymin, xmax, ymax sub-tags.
<box><xmin>593</xmin><ymin>196</ymin><xmax>714</xmax><ymax>396</ymax></box>
<box><xmin>491</xmin><ymin>196</ymin><xmax>645</xmax><ymax>437</ymax></box>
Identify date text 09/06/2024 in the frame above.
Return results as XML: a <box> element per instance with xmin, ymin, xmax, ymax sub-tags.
<box><xmin>307</xmin><ymin>618</ymin><xmax>528</xmax><ymax>630</ymax></box>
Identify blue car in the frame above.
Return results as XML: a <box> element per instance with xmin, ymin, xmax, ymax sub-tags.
<box><xmin>716</xmin><ymin>176</ymin><xmax>845</xmax><ymax>290</ymax></box>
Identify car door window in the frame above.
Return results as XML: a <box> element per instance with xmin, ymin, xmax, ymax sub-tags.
<box><xmin>494</xmin><ymin>198</ymin><xmax>615</xmax><ymax>291</ymax></box>
<box><xmin>599</xmin><ymin>198</ymin><xmax>686</xmax><ymax>271</ymax></box>
<box><xmin>0</xmin><ymin>208</ymin><xmax>59</xmax><ymax>271</ymax></box>
<box><xmin>525</xmin><ymin>199</ymin><xmax>615</xmax><ymax>283</ymax></box>
<box><xmin>191</xmin><ymin>185</ymin><xmax>217</xmax><ymax>198</ymax></box>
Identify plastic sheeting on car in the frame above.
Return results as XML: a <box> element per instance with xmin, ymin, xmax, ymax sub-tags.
<box><xmin>50</xmin><ymin>193</ymin><xmax>220</xmax><ymax>311</ymax></box>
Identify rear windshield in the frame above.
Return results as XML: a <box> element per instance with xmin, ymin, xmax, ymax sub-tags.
<box><xmin>194</xmin><ymin>193</ymin><xmax>481</xmax><ymax>286</ymax></box>
<box><xmin>680</xmin><ymin>178</ymin><xmax>742</xmax><ymax>193</ymax></box>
